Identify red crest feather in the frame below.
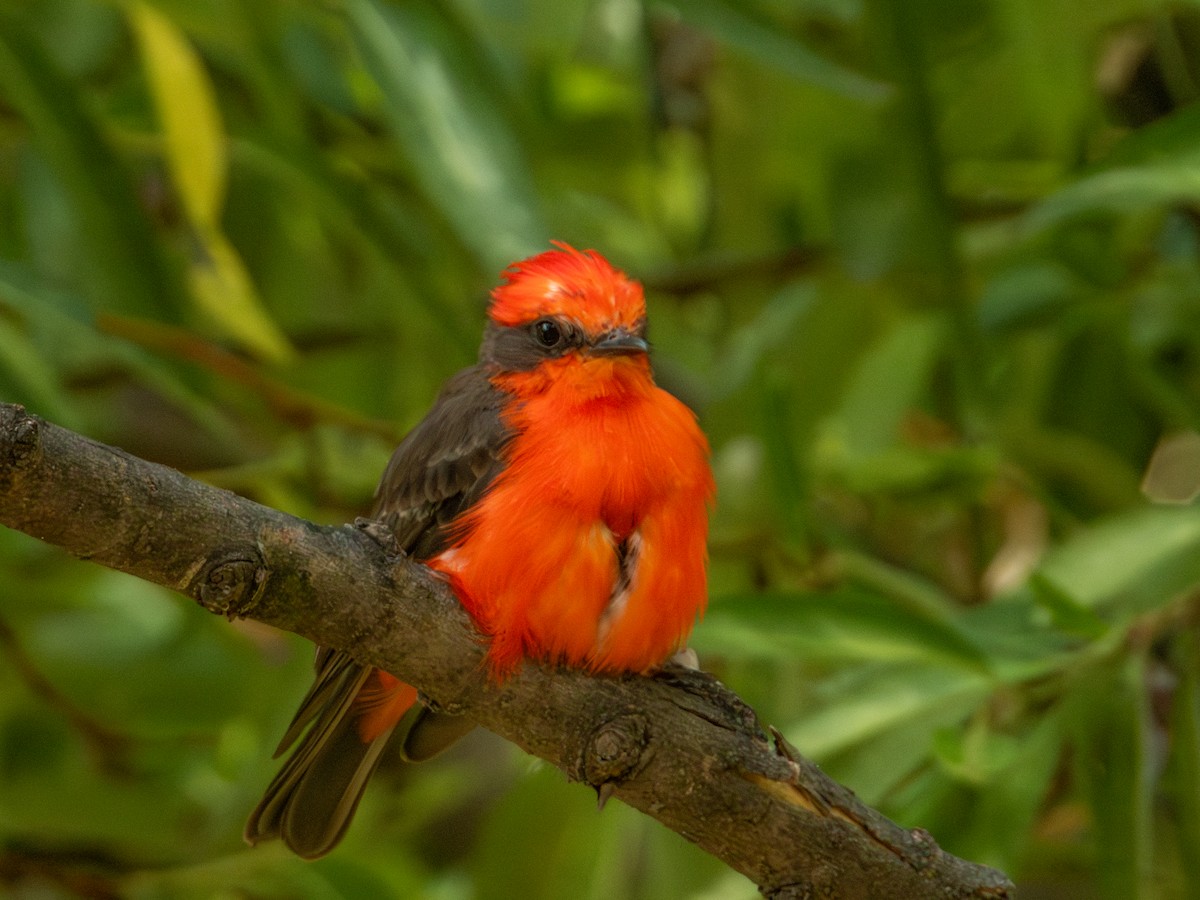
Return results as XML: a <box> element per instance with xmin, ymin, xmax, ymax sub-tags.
<box><xmin>488</xmin><ymin>242</ymin><xmax>646</xmax><ymax>336</ymax></box>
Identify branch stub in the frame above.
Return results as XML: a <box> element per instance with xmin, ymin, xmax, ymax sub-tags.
<box><xmin>0</xmin><ymin>405</ymin><xmax>42</xmax><ymax>485</ymax></box>
<box><xmin>578</xmin><ymin>710</ymin><xmax>651</xmax><ymax>790</ymax></box>
<box><xmin>192</xmin><ymin>548</ymin><xmax>269</xmax><ymax>618</ymax></box>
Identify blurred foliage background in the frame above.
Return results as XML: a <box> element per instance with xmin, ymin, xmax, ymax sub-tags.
<box><xmin>2</xmin><ymin>0</ymin><xmax>1200</xmax><ymax>897</ymax></box>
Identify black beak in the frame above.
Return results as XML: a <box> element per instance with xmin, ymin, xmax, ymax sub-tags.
<box><xmin>591</xmin><ymin>330</ymin><xmax>649</xmax><ymax>356</ymax></box>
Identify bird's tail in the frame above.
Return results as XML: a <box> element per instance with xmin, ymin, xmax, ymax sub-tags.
<box><xmin>244</xmin><ymin>651</ymin><xmax>417</xmax><ymax>859</ymax></box>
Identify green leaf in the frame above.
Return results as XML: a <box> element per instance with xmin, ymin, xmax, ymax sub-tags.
<box><xmin>1070</xmin><ymin>657</ymin><xmax>1151</xmax><ymax>900</ymax></box>
<box><xmin>957</xmin><ymin>595</ymin><xmax>1083</xmax><ymax>684</ymax></box>
<box><xmin>1027</xmin><ymin>571</ymin><xmax>1109</xmax><ymax>640</ymax></box>
<box><xmin>977</xmin><ymin>262</ymin><xmax>1082</xmax><ymax>332</ymax></box>
<box><xmin>347</xmin><ymin>0</ymin><xmax>546</xmax><ymax>272</ymax></box>
<box><xmin>228</xmin><ymin>136</ymin><xmax>478</xmax><ymax>353</ymax></box>
<box><xmin>1012</xmin><ymin>72</ymin><xmax>1200</xmax><ymax>237</ymax></box>
<box><xmin>473</xmin><ymin>763</ymin><xmax>721</xmax><ymax>900</ymax></box>
<box><xmin>0</xmin><ymin>11</ymin><xmax>181</xmax><ymax>316</ymax></box>
<box><xmin>0</xmin><ymin>304</ymin><xmax>77</xmax><ymax>427</ymax></box>
<box><xmin>0</xmin><ymin>262</ymin><xmax>240</xmax><ymax>446</ymax></box>
<box><xmin>826</xmin><ymin>443</ymin><xmax>1000</xmax><ymax>495</ymax></box>
<box><xmin>1023</xmin><ymin>163</ymin><xmax>1200</xmax><ymax>234</ymax></box>
<box><xmin>1036</xmin><ymin>505</ymin><xmax>1200</xmax><ymax>616</ymax></box>
<box><xmin>680</xmin><ymin>0</ymin><xmax>889</xmax><ymax>102</ymax></box>
<box><xmin>786</xmin><ymin>663</ymin><xmax>990</xmax><ymax>760</ymax></box>
<box><xmin>968</xmin><ymin>708</ymin><xmax>1068</xmax><ymax>869</ymax></box>
<box><xmin>932</xmin><ymin>717</ymin><xmax>1022</xmax><ymax>787</ymax></box>
<box><xmin>711</xmin><ymin>281</ymin><xmax>816</xmax><ymax>400</ymax></box>
<box><xmin>1164</xmin><ymin>648</ymin><xmax>1200</xmax><ymax>897</ymax></box>
<box><xmin>820</xmin><ymin>312</ymin><xmax>946</xmax><ymax>461</ymax></box>
<box><xmin>698</xmin><ymin>587</ymin><xmax>989</xmax><ymax>672</ymax></box>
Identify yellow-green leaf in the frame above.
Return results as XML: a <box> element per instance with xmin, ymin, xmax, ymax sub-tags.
<box><xmin>128</xmin><ymin>2</ymin><xmax>225</xmax><ymax>227</ymax></box>
<box><xmin>128</xmin><ymin>5</ymin><xmax>292</xmax><ymax>363</ymax></box>
<box><xmin>188</xmin><ymin>225</ymin><xmax>295</xmax><ymax>364</ymax></box>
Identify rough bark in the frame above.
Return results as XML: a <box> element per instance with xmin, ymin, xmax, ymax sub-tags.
<box><xmin>0</xmin><ymin>402</ymin><xmax>1014</xmax><ymax>898</ymax></box>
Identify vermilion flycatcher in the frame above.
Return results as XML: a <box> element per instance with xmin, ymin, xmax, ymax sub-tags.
<box><xmin>245</xmin><ymin>244</ymin><xmax>714</xmax><ymax>858</ymax></box>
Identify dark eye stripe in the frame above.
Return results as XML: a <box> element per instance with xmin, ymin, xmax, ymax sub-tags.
<box><xmin>484</xmin><ymin>317</ymin><xmax>631</xmax><ymax>372</ymax></box>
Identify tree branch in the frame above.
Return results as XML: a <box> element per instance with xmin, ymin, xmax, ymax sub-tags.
<box><xmin>0</xmin><ymin>403</ymin><xmax>1014</xmax><ymax>899</ymax></box>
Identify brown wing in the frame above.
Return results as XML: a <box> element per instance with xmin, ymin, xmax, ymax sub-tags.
<box><xmin>245</xmin><ymin>365</ymin><xmax>510</xmax><ymax>858</ymax></box>
<box><xmin>372</xmin><ymin>364</ymin><xmax>511</xmax><ymax>559</ymax></box>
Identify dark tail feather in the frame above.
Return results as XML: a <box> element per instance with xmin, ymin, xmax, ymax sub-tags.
<box><xmin>245</xmin><ymin>652</ymin><xmax>399</xmax><ymax>860</ymax></box>
<box><xmin>245</xmin><ymin>713</ymin><xmax>397</xmax><ymax>859</ymax></box>
<box><xmin>400</xmin><ymin>708</ymin><xmax>478</xmax><ymax>762</ymax></box>
<box><xmin>246</xmin><ymin>650</ymin><xmax>474</xmax><ymax>857</ymax></box>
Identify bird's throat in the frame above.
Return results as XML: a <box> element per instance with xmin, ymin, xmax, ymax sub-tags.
<box><xmin>494</xmin><ymin>353</ymin><xmax>654</xmax><ymax>407</ymax></box>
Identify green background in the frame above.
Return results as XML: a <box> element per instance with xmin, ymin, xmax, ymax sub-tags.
<box><xmin>2</xmin><ymin>0</ymin><xmax>1200</xmax><ymax>897</ymax></box>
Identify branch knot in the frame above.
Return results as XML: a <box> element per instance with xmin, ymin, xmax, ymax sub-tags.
<box><xmin>192</xmin><ymin>548</ymin><xmax>268</xmax><ymax>619</ymax></box>
<box><xmin>0</xmin><ymin>405</ymin><xmax>42</xmax><ymax>485</ymax></box>
<box><xmin>578</xmin><ymin>711</ymin><xmax>650</xmax><ymax>791</ymax></box>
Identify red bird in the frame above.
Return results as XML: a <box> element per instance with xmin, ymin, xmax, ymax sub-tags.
<box><xmin>245</xmin><ymin>244</ymin><xmax>714</xmax><ymax>858</ymax></box>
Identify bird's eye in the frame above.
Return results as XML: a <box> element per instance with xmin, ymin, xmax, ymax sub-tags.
<box><xmin>533</xmin><ymin>318</ymin><xmax>563</xmax><ymax>348</ymax></box>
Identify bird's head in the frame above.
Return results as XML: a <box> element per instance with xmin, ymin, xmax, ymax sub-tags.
<box><xmin>481</xmin><ymin>244</ymin><xmax>650</xmax><ymax>379</ymax></box>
